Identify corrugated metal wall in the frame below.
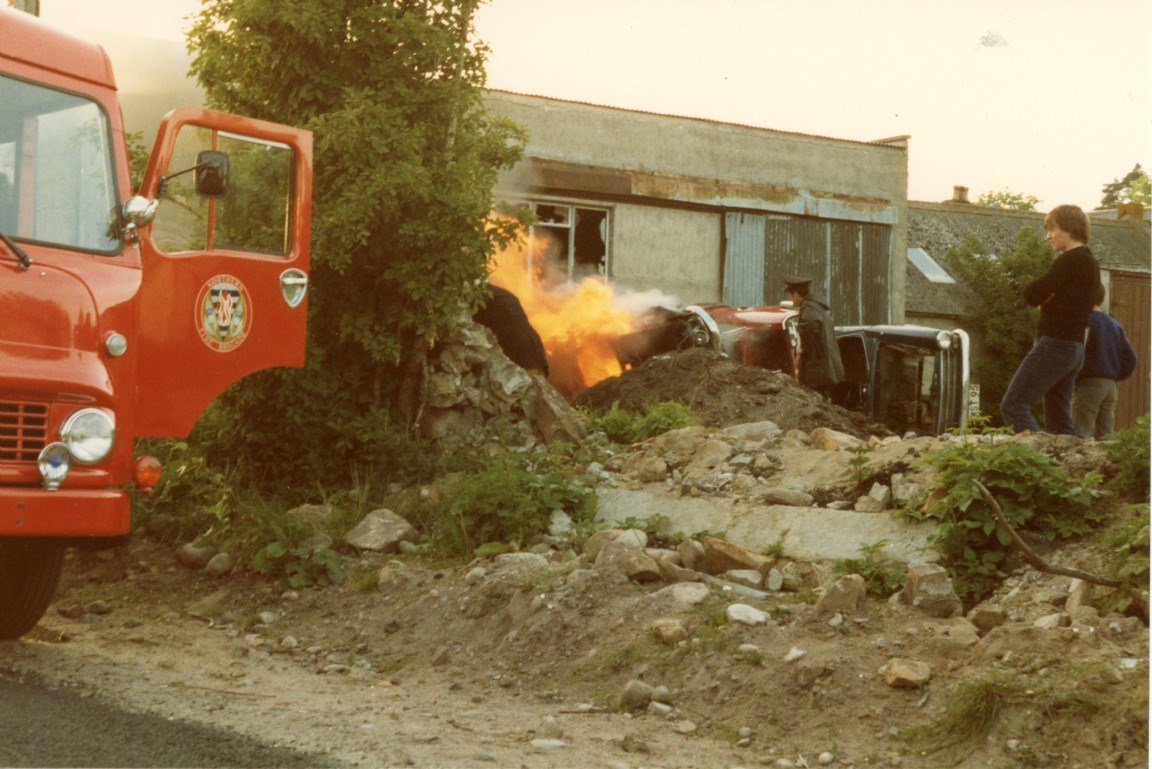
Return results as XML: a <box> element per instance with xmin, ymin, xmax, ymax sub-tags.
<box><xmin>723</xmin><ymin>213</ymin><xmax>765</xmax><ymax>306</ymax></box>
<box><xmin>724</xmin><ymin>213</ymin><xmax>892</xmax><ymax>325</ymax></box>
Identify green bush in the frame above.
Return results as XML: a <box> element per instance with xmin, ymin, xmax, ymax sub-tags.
<box><xmin>584</xmin><ymin>401</ymin><xmax>697</xmax><ymax>444</ymax></box>
<box><xmin>248</xmin><ymin>506</ymin><xmax>346</xmax><ymax>588</ymax></box>
<box><xmin>1098</xmin><ymin>506</ymin><xmax>1150</xmax><ymax>616</ymax></box>
<box><xmin>1105</xmin><ymin>414</ymin><xmax>1150</xmax><ymax>501</ymax></box>
<box><xmin>831</xmin><ymin>540</ymin><xmax>906</xmax><ymax>597</ymax></box>
<box><xmin>131</xmin><ymin>439</ymin><xmax>236</xmax><ymax>545</ymax></box>
<box><xmin>902</xmin><ymin>434</ymin><xmax>1106</xmax><ymax>604</ymax></box>
<box><xmin>418</xmin><ymin>444</ymin><xmax>597</xmax><ymax>559</ymax></box>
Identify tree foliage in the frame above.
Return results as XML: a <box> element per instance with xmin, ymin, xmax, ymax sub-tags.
<box><xmin>183</xmin><ymin>1</ymin><xmax>526</xmax><ymax>493</ymax></box>
<box><xmin>974</xmin><ymin>189</ymin><xmax>1039</xmax><ymax>212</ymax></box>
<box><xmin>1100</xmin><ymin>164</ymin><xmax>1150</xmax><ymax>208</ymax></box>
<box><xmin>945</xmin><ymin>228</ymin><xmax>1054</xmax><ymax>422</ymax></box>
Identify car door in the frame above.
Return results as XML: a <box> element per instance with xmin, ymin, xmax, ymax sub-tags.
<box><xmin>134</xmin><ymin>107</ymin><xmax>312</xmax><ymax>437</ymax></box>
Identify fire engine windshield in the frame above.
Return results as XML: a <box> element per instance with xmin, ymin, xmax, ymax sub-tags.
<box><xmin>0</xmin><ymin>74</ymin><xmax>119</xmax><ymax>253</ymax></box>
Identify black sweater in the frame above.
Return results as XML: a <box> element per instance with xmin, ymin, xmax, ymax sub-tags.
<box><xmin>1023</xmin><ymin>245</ymin><xmax>1100</xmax><ymax>341</ymax></box>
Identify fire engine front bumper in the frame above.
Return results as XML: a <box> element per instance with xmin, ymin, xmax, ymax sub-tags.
<box><xmin>0</xmin><ymin>488</ymin><xmax>130</xmax><ymax>538</ymax></box>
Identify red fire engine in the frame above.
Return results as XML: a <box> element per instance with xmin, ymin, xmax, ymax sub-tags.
<box><xmin>0</xmin><ymin>8</ymin><xmax>313</xmax><ymax>638</ymax></box>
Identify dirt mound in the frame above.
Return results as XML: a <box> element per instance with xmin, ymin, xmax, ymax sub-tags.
<box><xmin>575</xmin><ymin>348</ymin><xmax>891</xmax><ymax>439</ymax></box>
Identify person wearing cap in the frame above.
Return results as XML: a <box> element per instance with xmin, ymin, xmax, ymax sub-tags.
<box><xmin>785</xmin><ymin>276</ymin><xmax>844</xmax><ymax>397</ymax></box>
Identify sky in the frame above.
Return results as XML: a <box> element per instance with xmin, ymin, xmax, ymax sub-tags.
<box><xmin>39</xmin><ymin>0</ymin><xmax>1152</xmax><ymax>212</ymax></box>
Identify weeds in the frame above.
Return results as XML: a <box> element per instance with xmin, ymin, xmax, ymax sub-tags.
<box><xmin>1105</xmin><ymin>414</ymin><xmax>1150</xmax><ymax>501</ymax></box>
<box><xmin>416</xmin><ymin>443</ymin><xmax>597</xmax><ymax>560</ymax></box>
<box><xmin>843</xmin><ymin>444</ymin><xmax>874</xmax><ymax>487</ymax></box>
<box><xmin>582</xmin><ymin>400</ymin><xmax>697</xmax><ymax>444</ymax></box>
<box><xmin>904</xmin><ymin>663</ymin><xmax>1148</xmax><ymax>766</ymax></box>
<box><xmin>903</xmin><ymin>674</ymin><xmax>1013</xmax><ymax>759</ymax></box>
<box><xmin>901</xmin><ymin>428</ymin><xmax>1105</xmax><ymax>604</ymax></box>
<box><xmin>131</xmin><ymin>439</ymin><xmax>236</xmax><ymax>545</ymax></box>
<box><xmin>831</xmin><ymin>540</ymin><xmax>905</xmax><ymax>597</ymax></box>
<box><xmin>1096</xmin><ymin>505</ymin><xmax>1150</xmax><ymax>616</ymax></box>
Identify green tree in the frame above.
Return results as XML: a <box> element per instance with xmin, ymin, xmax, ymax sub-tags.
<box><xmin>945</xmin><ymin>228</ymin><xmax>1054</xmax><ymax>422</ymax></box>
<box><xmin>184</xmin><ymin>1</ymin><xmax>526</xmax><ymax>493</ymax></box>
<box><xmin>974</xmin><ymin>189</ymin><xmax>1039</xmax><ymax>212</ymax></box>
<box><xmin>1100</xmin><ymin>164</ymin><xmax>1150</xmax><ymax>208</ymax></box>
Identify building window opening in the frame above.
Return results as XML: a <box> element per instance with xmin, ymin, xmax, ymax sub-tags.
<box><xmin>530</xmin><ymin>202</ymin><xmax>608</xmax><ymax>287</ymax></box>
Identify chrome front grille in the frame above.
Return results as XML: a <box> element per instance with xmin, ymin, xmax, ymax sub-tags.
<box><xmin>0</xmin><ymin>401</ymin><xmax>49</xmax><ymax>462</ymax></box>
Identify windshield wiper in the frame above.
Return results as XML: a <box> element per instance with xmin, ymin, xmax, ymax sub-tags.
<box><xmin>0</xmin><ymin>230</ymin><xmax>31</xmax><ymax>271</ymax></box>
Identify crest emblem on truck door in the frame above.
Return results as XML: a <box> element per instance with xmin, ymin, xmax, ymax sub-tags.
<box><xmin>196</xmin><ymin>274</ymin><xmax>252</xmax><ymax>352</ymax></box>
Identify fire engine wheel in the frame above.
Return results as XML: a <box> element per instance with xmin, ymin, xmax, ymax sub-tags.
<box><xmin>0</xmin><ymin>539</ymin><xmax>65</xmax><ymax>640</ymax></box>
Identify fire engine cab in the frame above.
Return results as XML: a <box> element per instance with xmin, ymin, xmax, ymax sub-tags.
<box><xmin>0</xmin><ymin>9</ymin><xmax>313</xmax><ymax>638</ymax></box>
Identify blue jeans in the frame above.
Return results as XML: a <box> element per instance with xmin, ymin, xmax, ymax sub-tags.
<box><xmin>1000</xmin><ymin>336</ymin><xmax>1085</xmax><ymax>435</ymax></box>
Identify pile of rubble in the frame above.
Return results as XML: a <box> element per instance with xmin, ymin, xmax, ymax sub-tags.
<box><xmin>420</xmin><ymin>320</ymin><xmax>585</xmax><ymax>448</ymax></box>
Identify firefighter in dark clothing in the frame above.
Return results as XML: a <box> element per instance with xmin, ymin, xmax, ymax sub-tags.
<box><xmin>472</xmin><ymin>283</ymin><xmax>549</xmax><ymax>377</ymax></box>
<box><xmin>785</xmin><ymin>275</ymin><xmax>844</xmax><ymax>397</ymax></box>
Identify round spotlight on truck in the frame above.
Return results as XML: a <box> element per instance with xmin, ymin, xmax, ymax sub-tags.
<box><xmin>60</xmin><ymin>408</ymin><xmax>115</xmax><ymax>464</ymax></box>
<box><xmin>936</xmin><ymin>330</ymin><xmax>954</xmax><ymax>350</ymax></box>
<box><xmin>37</xmin><ymin>442</ymin><xmax>72</xmax><ymax>490</ymax></box>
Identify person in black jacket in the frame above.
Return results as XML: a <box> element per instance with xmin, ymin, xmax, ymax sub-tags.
<box><xmin>472</xmin><ymin>283</ymin><xmax>549</xmax><ymax>377</ymax></box>
<box><xmin>786</xmin><ymin>276</ymin><xmax>844</xmax><ymax>397</ymax></box>
<box><xmin>1000</xmin><ymin>205</ymin><xmax>1101</xmax><ymax>435</ymax></box>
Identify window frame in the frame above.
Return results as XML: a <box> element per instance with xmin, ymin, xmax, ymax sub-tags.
<box><xmin>527</xmin><ymin>199</ymin><xmax>612</xmax><ymax>286</ymax></box>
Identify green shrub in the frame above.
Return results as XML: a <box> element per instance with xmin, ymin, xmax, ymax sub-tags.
<box><xmin>1098</xmin><ymin>506</ymin><xmax>1150</xmax><ymax>616</ymax></box>
<box><xmin>1105</xmin><ymin>414</ymin><xmax>1150</xmax><ymax>501</ymax></box>
<box><xmin>831</xmin><ymin>540</ymin><xmax>906</xmax><ymax>597</ymax></box>
<box><xmin>419</xmin><ymin>444</ymin><xmax>597</xmax><ymax>559</ymax></box>
<box><xmin>131</xmin><ymin>439</ymin><xmax>236</xmax><ymax>545</ymax></box>
<box><xmin>902</xmin><ymin>434</ymin><xmax>1106</xmax><ymax>604</ymax></box>
<box><xmin>584</xmin><ymin>400</ymin><xmax>697</xmax><ymax>444</ymax></box>
<box><xmin>248</xmin><ymin>507</ymin><xmax>346</xmax><ymax>588</ymax></box>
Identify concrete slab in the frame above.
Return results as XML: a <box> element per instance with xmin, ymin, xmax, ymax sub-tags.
<box><xmin>595</xmin><ymin>487</ymin><xmax>935</xmax><ymax>564</ymax></box>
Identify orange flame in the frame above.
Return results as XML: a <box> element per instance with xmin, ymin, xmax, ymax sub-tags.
<box><xmin>488</xmin><ymin>230</ymin><xmax>651</xmax><ymax>400</ymax></box>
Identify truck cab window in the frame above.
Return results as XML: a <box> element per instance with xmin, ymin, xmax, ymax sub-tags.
<box><xmin>0</xmin><ymin>74</ymin><xmax>118</xmax><ymax>253</ymax></box>
<box><xmin>151</xmin><ymin>127</ymin><xmax>294</xmax><ymax>256</ymax></box>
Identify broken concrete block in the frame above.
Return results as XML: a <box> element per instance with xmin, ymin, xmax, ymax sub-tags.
<box><xmin>815</xmin><ymin>574</ymin><xmax>867</xmax><ymax>614</ymax></box>
<box><xmin>898</xmin><ymin>562</ymin><xmax>961</xmax><ymax>618</ymax></box>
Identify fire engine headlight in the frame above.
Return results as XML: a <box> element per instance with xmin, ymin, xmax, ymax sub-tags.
<box><xmin>60</xmin><ymin>408</ymin><xmax>115</xmax><ymax>464</ymax></box>
<box><xmin>38</xmin><ymin>443</ymin><xmax>72</xmax><ymax>491</ymax></box>
<box><xmin>936</xmin><ymin>331</ymin><xmax>954</xmax><ymax>350</ymax></box>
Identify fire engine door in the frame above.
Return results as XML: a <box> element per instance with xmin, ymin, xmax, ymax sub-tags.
<box><xmin>135</xmin><ymin>107</ymin><xmax>312</xmax><ymax>437</ymax></box>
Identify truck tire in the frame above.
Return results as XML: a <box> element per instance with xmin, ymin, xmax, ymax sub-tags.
<box><xmin>0</xmin><ymin>539</ymin><xmax>65</xmax><ymax>640</ymax></box>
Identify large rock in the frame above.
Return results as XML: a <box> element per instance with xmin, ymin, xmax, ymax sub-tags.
<box><xmin>344</xmin><ymin>509</ymin><xmax>418</xmax><ymax>553</ymax></box>
<box><xmin>810</xmin><ymin>427</ymin><xmax>865</xmax><ymax>451</ymax></box>
<box><xmin>720</xmin><ymin>421</ymin><xmax>783</xmax><ymax>444</ymax></box>
<box><xmin>815</xmin><ymin>574</ymin><xmax>867</xmax><ymax>614</ymax></box>
<box><xmin>421</xmin><ymin>321</ymin><xmax>585</xmax><ymax>448</ymax></box>
<box><xmin>595</xmin><ymin>487</ymin><xmax>934</xmax><ymax>563</ymax></box>
<box><xmin>595</xmin><ymin>541</ymin><xmax>662</xmax><ymax>583</ymax></box>
<box><xmin>881</xmin><ymin>658</ymin><xmax>932</xmax><ymax>688</ymax></box>
<box><xmin>700</xmin><ymin>536</ymin><xmax>772</xmax><ymax>575</ymax></box>
<box><xmin>896</xmin><ymin>562</ymin><xmax>962</xmax><ymax>618</ymax></box>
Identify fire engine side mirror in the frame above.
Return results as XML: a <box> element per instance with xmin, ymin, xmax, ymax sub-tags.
<box><xmin>194</xmin><ymin>150</ymin><xmax>229</xmax><ymax>198</ymax></box>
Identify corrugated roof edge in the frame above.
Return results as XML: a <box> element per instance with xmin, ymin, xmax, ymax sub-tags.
<box><xmin>484</xmin><ymin>89</ymin><xmax>909</xmax><ymax>150</ymax></box>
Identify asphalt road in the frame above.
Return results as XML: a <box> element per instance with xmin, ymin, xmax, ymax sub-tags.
<box><xmin>0</xmin><ymin>672</ymin><xmax>341</xmax><ymax>768</ymax></box>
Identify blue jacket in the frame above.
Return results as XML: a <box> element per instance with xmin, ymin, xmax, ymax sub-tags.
<box><xmin>1079</xmin><ymin>310</ymin><xmax>1137</xmax><ymax>382</ymax></box>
